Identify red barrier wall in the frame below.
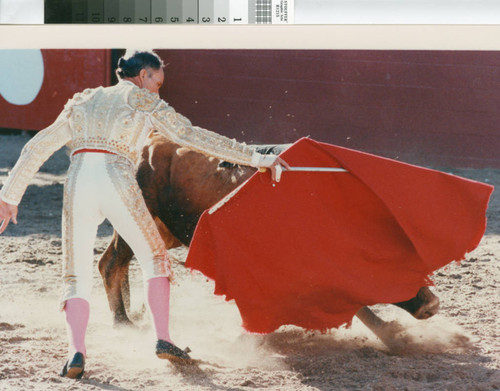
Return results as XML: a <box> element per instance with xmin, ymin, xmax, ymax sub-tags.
<box><xmin>157</xmin><ymin>50</ymin><xmax>500</xmax><ymax>168</ymax></box>
<box><xmin>1</xmin><ymin>49</ymin><xmax>498</xmax><ymax>168</ymax></box>
<box><xmin>0</xmin><ymin>49</ymin><xmax>111</xmax><ymax>131</ymax></box>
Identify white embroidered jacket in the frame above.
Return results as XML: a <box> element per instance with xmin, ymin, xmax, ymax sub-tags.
<box><xmin>0</xmin><ymin>80</ymin><xmax>264</xmax><ymax>206</ymax></box>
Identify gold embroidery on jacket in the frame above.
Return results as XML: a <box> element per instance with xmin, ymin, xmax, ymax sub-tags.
<box><xmin>104</xmin><ymin>154</ymin><xmax>172</xmax><ymax>279</ymax></box>
<box><xmin>128</xmin><ymin>87</ymin><xmax>159</xmax><ymax>112</ymax></box>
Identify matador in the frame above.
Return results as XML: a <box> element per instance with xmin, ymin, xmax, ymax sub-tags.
<box><xmin>0</xmin><ymin>50</ymin><xmax>287</xmax><ymax>379</ymax></box>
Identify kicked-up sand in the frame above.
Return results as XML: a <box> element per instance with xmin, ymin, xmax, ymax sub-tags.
<box><xmin>0</xmin><ymin>133</ymin><xmax>499</xmax><ymax>391</ymax></box>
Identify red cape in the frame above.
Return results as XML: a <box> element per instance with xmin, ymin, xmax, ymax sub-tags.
<box><xmin>185</xmin><ymin>138</ymin><xmax>494</xmax><ymax>333</ymax></box>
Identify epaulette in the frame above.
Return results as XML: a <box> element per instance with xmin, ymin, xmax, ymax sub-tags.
<box><xmin>127</xmin><ymin>86</ymin><xmax>160</xmax><ymax>112</ymax></box>
<box><xmin>64</xmin><ymin>87</ymin><xmax>100</xmax><ymax>109</ymax></box>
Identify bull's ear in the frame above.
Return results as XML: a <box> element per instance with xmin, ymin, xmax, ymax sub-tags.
<box><xmin>0</xmin><ymin>49</ymin><xmax>44</xmax><ymax>105</ymax></box>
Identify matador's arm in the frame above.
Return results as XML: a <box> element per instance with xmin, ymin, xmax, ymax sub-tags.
<box><xmin>149</xmin><ymin>101</ymin><xmax>276</xmax><ymax>168</ymax></box>
<box><xmin>0</xmin><ymin>108</ymin><xmax>72</xmax><ymax>206</ymax></box>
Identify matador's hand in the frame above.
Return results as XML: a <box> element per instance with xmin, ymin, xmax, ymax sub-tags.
<box><xmin>0</xmin><ymin>200</ymin><xmax>18</xmax><ymax>234</ymax></box>
<box><xmin>257</xmin><ymin>155</ymin><xmax>290</xmax><ymax>182</ymax></box>
<box><xmin>269</xmin><ymin>156</ymin><xmax>290</xmax><ymax>183</ymax></box>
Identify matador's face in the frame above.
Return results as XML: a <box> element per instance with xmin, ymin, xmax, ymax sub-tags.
<box><xmin>140</xmin><ymin>67</ymin><xmax>164</xmax><ymax>95</ymax></box>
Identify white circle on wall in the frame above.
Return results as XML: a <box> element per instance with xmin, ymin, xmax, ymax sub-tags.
<box><xmin>0</xmin><ymin>49</ymin><xmax>44</xmax><ymax>105</ymax></box>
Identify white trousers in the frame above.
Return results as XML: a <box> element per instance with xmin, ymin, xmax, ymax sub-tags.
<box><xmin>60</xmin><ymin>153</ymin><xmax>171</xmax><ymax>307</ymax></box>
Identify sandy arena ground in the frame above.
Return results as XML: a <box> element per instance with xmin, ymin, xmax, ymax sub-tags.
<box><xmin>0</xmin><ymin>133</ymin><xmax>499</xmax><ymax>391</ymax></box>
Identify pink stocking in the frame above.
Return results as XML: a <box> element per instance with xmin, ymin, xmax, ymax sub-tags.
<box><xmin>64</xmin><ymin>298</ymin><xmax>90</xmax><ymax>356</ymax></box>
<box><xmin>147</xmin><ymin>277</ymin><xmax>172</xmax><ymax>343</ymax></box>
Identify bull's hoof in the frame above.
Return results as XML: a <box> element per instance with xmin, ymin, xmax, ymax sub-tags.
<box><xmin>394</xmin><ymin>287</ymin><xmax>440</xmax><ymax>320</ymax></box>
<box><xmin>112</xmin><ymin>314</ymin><xmax>136</xmax><ymax>328</ymax></box>
<box><xmin>413</xmin><ymin>294</ymin><xmax>440</xmax><ymax>319</ymax></box>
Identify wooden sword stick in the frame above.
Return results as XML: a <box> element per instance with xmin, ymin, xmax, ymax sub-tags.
<box><xmin>259</xmin><ymin>166</ymin><xmax>348</xmax><ymax>173</ymax></box>
<box><xmin>285</xmin><ymin>167</ymin><xmax>348</xmax><ymax>172</ymax></box>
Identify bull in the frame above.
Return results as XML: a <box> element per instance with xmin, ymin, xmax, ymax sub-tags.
<box><xmin>97</xmin><ymin>132</ymin><xmax>439</xmax><ymax>336</ymax></box>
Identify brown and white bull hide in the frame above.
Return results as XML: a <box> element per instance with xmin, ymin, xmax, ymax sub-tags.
<box><xmin>98</xmin><ymin>132</ymin><xmax>439</xmax><ymax>344</ymax></box>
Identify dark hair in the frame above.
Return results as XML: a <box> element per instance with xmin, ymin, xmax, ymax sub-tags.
<box><xmin>116</xmin><ymin>50</ymin><xmax>164</xmax><ymax>79</ymax></box>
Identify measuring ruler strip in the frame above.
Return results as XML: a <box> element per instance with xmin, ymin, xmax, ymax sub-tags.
<box><xmin>103</xmin><ymin>0</ymin><xmax>119</xmax><ymax>23</ymax></box>
<box><xmin>229</xmin><ymin>0</ymin><xmax>248</xmax><ymax>24</ymax></box>
<box><xmin>71</xmin><ymin>0</ymin><xmax>88</xmax><ymax>23</ymax></box>
<box><xmin>134</xmin><ymin>0</ymin><xmax>151</xmax><ymax>23</ymax></box>
<box><xmin>40</xmin><ymin>0</ymin><xmax>294</xmax><ymax>24</ymax></box>
<box><xmin>151</xmin><ymin>0</ymin><xmax>166</xmax><ymax>23</ymax></box>
<box><xmin>183</xmin><ymin>0</ymin><xmax>198</xmax><ymax>23</ymax></box>
<box><xmin>87</xmin><ymin>0</ymin><xmax>104</xmax><ymax>23</ymax></box>
<box><xmin>199</xmin><ymin>0</ymin><xmax>214</xmax><ymax>24</ymax></box>
<box><xmin>166</xmin><ymin>0</ymin><xmax>182</xmax><ymax>24</ymax></box>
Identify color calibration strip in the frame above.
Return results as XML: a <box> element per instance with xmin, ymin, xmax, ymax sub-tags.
<box><xmin>44</xmin><ymin>0</ymin><xmax>293</xmax><ymax>24</ymax></box>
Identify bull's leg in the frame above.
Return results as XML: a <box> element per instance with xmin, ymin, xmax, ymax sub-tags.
<box><xmin>356</xmin><ymin>288</ymin><xmax>439</xmax><ymax>350</ymax></box>
<box><xmin>356</xmin><ymin>307</ymin><xmax>406</xmax><ymax>351</ymax></box>
<box><xmin>393</xmin><ymin>287</ymin><xmax>440</xmax><ymax>320</ymax></box>
<box><xmin>98</xmin><ymin>232</ymin><xmax>134</xmax><ymax>326</ymax></box>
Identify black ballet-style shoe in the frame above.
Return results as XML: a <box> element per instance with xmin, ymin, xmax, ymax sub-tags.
<box><xmin>60</xmin><ymin>352</ymin><xmax>85</xmax><ymax>379</ymax></box>
<box><xmin>156</xmin><ymin>340</ymin><xmax>192</xmax><ymax>364</ymax></box>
